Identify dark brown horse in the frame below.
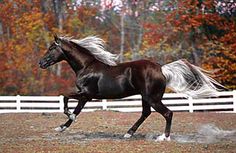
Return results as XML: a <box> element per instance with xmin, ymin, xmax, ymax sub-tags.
<box><xmin>39</xmin><ymin>35</ymin><xmax>225</xmax><ymax>141</ymax></box>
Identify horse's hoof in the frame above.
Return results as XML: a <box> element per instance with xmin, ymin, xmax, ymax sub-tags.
<box><xmin>155</xmin><ymin>133</ymin><xmax>171</xmax><ymax>142</ymax></box>
<box><xmin>55</xmin><ymin>125</ymin><xmax>67</xmax><ymax>132</ymax></box>
<box><xmin>124</xmin><ymin>133</ymin><xmax>132</xmax><ymax>139</ymax></box>
<box><xmin>69</xmin><ymin>114</ymin><xmax>76</xmax><ymax>121</ymax></box>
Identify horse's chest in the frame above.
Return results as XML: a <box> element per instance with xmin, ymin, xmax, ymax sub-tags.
<box><xmin>76</xmin><ymin>74</ymin><xmax>99</xmax><ymax>93</ymax></box>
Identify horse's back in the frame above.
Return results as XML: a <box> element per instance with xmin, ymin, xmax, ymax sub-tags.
<box><xmin>117</xmin><ymin>59</ymin><xmax>161</xmax><ymax>68</ymax></box>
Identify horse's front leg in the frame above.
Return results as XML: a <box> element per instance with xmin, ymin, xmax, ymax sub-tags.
<box><xmin>62</xmin><ymin>92</ymin><xmax>80</xmax><ymax>117</ymax></box>
<box><xmin>63</xmin><ymin>96</ymin><xmax>71</xmax><ymax>117</ymax></box>
<box><xmin>55</xmin><ymin>93</ymin><xmax>90</xmax><ymax>132</ymax></box>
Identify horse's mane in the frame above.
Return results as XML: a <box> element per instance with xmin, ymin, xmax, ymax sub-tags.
<box><xmin>59</xmin><ymin>36</ymin><xmax>118</xmax><ymax>66</ymax></box>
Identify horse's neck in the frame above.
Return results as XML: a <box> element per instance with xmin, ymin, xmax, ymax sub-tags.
<box><xmin>62</xmin><ymin>46</ymin><xmax>95</xmax><ymax>74</ymax></box>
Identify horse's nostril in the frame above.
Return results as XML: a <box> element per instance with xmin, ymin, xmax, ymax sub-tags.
<box><xmin>39</xmin><ymin>59</ymin><xmax>44</xmax><ymax>65</ymax></box>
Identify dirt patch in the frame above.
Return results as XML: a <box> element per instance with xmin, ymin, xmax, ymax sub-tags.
<box><xmin>0</xmin><ymin>112</ymin><xmax>236</xmax><ymax>153</ymax></box>
<box><xmin>19</xmin><ymin>125</ymin><xmax>236</xmax><ymax>144</ymax></box>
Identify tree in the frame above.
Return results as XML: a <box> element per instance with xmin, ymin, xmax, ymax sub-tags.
<box><xmin>143</xmin><ymin>0</ymin><xmax>236</xmax><ymax>89</ymax></box>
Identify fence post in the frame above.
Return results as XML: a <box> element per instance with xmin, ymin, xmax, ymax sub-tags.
<box><xmin>188</xmin><ymin>96</ymin><xmax>193</xmax><ymax>113</ymax></box>
<box><xmin>233</xmin><ymin>90</ymin><xmax>236</xmax><ymax>113</ymax></box>
<box><xmin>16</xmin><ymin>95</ymin><xmax>21</xmax><ymax>112</ymax></box>
<box><xmin>102</xmin><ymin>99</ymin><xmax>107</xmax><ymax>110</ymax></box>
<box><xmin>59</xmin><ymin>95</ymin><xmax>64</xmax><ymax>112</ymax></box>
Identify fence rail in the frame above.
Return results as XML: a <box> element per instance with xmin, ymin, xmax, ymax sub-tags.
<box><xmin>0</xmin><ymin>91</ymin><xmax>235</xmax><ymax>113</ymax></box>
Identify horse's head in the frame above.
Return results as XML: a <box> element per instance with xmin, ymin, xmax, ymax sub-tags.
<box><xmin>39</xmin><ymin>35</ymin><xmax>65</xmax><ymax>69</ymax></box>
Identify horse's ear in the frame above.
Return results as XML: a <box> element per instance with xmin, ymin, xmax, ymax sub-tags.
<box><xmin>54</xmin><ymin>34</ymin><xmax>59</xmax><ymax>42</ymax></box>
<box><xmin>54</xmin><ymin>34</ymin><xmax>62</xmax><ymax>45</ymax></box>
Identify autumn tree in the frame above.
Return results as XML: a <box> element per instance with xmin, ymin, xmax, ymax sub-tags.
<box><xmin>143</xmin><ymin>0</ymin><xmax>235</xmax><ymax>89</ymax></box>
<box><xmin>0</xmin><ymin>0</ymin><xmax>105</xmax><ymax>95</ymax></box>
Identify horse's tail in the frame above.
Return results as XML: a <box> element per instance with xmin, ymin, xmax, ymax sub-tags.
<box><xmin>161</xmin><ymin>59</ymin><xmax>227</xmax><ymax>98</ymax></box>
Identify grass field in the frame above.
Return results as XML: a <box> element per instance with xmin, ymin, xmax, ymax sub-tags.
<box><xmin>0</xmin><ymin>111</ymin><xmax>236</xmax><ymax>153</ymax></box>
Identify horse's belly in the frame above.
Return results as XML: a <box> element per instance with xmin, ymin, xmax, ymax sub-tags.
<box><xmin>96</xmin><ymin>77</ymin><xmax>136</xmax><ymax>99</ymax></box>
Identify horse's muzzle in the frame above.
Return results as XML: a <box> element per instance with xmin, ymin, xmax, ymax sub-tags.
<box><xmin>39</xmin><ymin>60</ymin><xmax>49</xmax><ymax>69</ymax></box>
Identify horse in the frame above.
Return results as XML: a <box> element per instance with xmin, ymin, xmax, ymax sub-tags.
<box><xmin>39</xmin><ymin>35</ymin><xmax>226</xmax><ymax>141</ymax></box>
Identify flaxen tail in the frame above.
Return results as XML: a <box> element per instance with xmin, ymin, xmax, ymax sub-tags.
<box><xmin>161</xmin><ymin>59</ymin><xmax>227</xmax><ymax>98</ymax></box>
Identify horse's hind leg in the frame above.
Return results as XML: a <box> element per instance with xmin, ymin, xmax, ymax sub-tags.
<box><xmin>124</xmin><ymin>99</ymin><xmax>151</xmax><ymax>138</ymax></box>
<box><xmin>148</xmin><ymin>97</ymin><xmax>173</xmax><ymax>141</ymax></box>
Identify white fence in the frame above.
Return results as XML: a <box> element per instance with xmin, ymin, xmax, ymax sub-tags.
<box><xmin>0</xmin><ymin>91</ymin><xmax>235</xmax><ymax>113</ymax></box>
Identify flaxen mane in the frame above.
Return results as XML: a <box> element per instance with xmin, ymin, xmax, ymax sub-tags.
<box><xmin>59</xmin><ymin>36</ymin><xmax>118</xmax><ymax>66</ymax></box>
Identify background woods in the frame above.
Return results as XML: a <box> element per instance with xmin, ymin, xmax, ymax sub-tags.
<box><xmin>0</xmin><ymin>0</ymin><xmax>235</xmax><ymax>95</ymax></box>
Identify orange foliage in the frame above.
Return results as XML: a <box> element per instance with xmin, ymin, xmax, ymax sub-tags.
<box><xmin>0</xmin><ymin>0</ymin><xmax>107</xmax><ymax>95</ymax></box>
<box><xmin>0</xmin><ymin>0</ymin><xmax>235</xmax><ymax>95</ymax></box>
<box><xmin>143</xmin><ymin>0</ymin><xmax>235</xmax><ymax>89</ymax></box>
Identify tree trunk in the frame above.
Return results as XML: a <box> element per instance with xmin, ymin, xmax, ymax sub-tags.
<box><xmin>53</xmin><ymin>0</ymin><xmax>64</xmax><ymax>76</ymax></box>
<box><xmin>120</xmin><ymin>9</ymin><xmax>125</xmax><ymax>62</ymax></box>
<box><xmin>0</xmin><ymin>21</ymin><xmax>3</xmax><ymax>36</ymax></box>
